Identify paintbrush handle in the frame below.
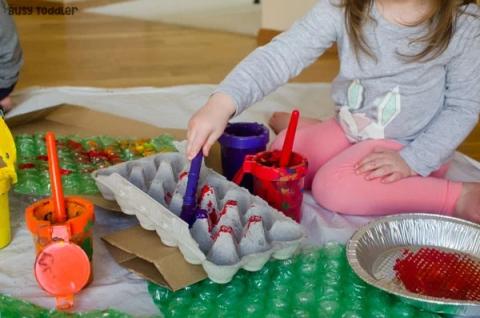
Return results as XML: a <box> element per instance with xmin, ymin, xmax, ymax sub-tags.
<box><xmin>279</xmin><ymin>110</ymin><xmax>300</xmax><ymax>167</ymax></box>
<box><xmin>45</xmin><ymin>132</ymin><xmax>66</xmax><ymax>223</ymax></box>
<box><xmin>180</xmin><ymin>151</ymin><xmax>203</xmax><ymax>224</ymax></box>
<box><xmin>183</xmin><ymin>151</ymin><xmax>203</xmax><ymax>206</ymax></box>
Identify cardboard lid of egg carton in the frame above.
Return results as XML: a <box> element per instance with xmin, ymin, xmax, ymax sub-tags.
<box><xmin>6</xmin><ymin>104</ymin><xmax>222</xmax><ymax>211</ymax></box>
<box><xmin>103</xmin><ymin>225</ymin><xmax>207</xmax><ymax>291</ymax></box>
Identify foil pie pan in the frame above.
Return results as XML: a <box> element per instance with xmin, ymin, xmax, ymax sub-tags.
<box><xmin>347</xmin><ymin>213</ymin><xmax>480</xmax><ymax>316</ymax></box>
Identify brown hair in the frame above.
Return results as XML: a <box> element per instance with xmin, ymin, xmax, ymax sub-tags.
<box><xmin>341</xmin><ymin>0</ymin><xmax>478</xmax><ymax>61</ymax></box>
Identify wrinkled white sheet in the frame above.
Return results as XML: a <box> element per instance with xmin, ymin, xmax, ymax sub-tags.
<box><xmin>2</xmin><ymin>84</ymin><xmax>479</xmax><ymax>316</ymax></box>
<box><xmin>85</xmin><ymin>0</ymin><xmax>261</xmax><ymax>36</ymax></box>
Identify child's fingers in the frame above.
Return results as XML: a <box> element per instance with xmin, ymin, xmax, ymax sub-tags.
<box><xmin>364</xmin><ymin>164</ymin><xmax>393</xmax><ymax>180</ymax></box>
<box><xmin>382</xmin><ymin>172</ymin><xmax>403</xmax><ymax>183</ymax></box>
<box><xmin>202</xmin><ymin>130</ymin><xmax>222</xmax><ymax>157</ymax></box>
<box><xmin>186</xmin><ymin>130</ymin><xmax>196</xmax><ymax>159</ymax></box>
<box><xmin>356</xmin><ymin>156</ymin><xmax>388</xmax><ymax>174</ymax></box>
<box><xmin>188</xmin><ymin>130</ymin><xmax>209</xmax><ymax>160</ymax></box>
<box><xmin>354</xmin><ymin>153</ymin><xmax>384</xmax><ymax>170</ymax></box>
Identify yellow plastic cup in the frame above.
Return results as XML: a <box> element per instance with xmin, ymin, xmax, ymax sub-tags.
<box><xmin>0</xmin><ymin>178</ymin><xmax>11</xmax><ymax>248</ymax></box>
<box><xmin>0</xmin><ymin>116</ymin><xmax>17</xmax><ymax>249</ymax></box>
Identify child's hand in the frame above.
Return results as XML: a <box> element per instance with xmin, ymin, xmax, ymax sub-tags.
<box><xmin>186</xmin><ymin>93</ymin><xmax>236</xmax><ymax>160</ymax></box>
<box><xmin>354</xmin><ymin>147</ymin><xmax>417</xmax><ymax>183</ymax></box>
<box><xmin>0</xmin><ymin>96</ymin><xmax>12</xmax><ymax>112</ymax></box>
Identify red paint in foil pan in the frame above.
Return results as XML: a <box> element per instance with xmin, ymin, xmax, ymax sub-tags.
<box><xmin>394</xmin><ymin>247</ymin><xmax>480</xmax><ymax>301</ymax></box>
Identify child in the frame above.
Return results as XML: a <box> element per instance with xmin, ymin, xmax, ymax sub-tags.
<box><xmin>187</xmin><ymin>0</ymin><xmax>480</xmax><ymax>223</ymax></box>
<box><xmin>0</xmin><ymin>0</ymin><xmax>23</xmax><ymax>113</ymax></box>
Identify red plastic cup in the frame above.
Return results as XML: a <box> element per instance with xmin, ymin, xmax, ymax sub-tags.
<box><xmin>241</xmin><ymin>150</ymin><xmax>307</xmax><ymax>223</ymax></box>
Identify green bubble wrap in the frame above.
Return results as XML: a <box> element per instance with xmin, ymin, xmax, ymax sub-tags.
<box><xmin>0</xmin><ymin>294</ymin><xmax>133</xmax><ymax>318</ymax></box>
<box><xmin>148</xmin><ymin>243</ymin><xmax>445</xmax><ymax>318</ymax></box>
<box><xmin>14</xmin><ymin>133</ymin><xmax>176</xmax><ymax>196</ymax></box>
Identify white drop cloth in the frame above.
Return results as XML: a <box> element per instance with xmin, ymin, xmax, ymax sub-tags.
<box><xmin>84</xmin><ymin>0</ymin><xmax>261</xmax><ymax>36</ymax></box>
<box><xmin>2</xmin><ymin>84</ymin><xmax>479</xmax><ymax>316</ymax></box>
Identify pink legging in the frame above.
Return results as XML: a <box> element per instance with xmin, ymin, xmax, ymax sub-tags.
<box><xmin>271</xmin><ymin>118</ymin><xmax>463</xmax><ymax>216</ymax></box>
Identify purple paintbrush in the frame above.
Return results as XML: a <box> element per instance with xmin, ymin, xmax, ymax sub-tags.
<box><xmin>180</xmin><ymin>151</ymin><xmax>203</xmax><ymax>226</ymax></box>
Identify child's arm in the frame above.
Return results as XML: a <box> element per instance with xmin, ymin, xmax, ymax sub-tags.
<box><xmin>187</xmin><ymin>0</ymin><xmax>341</xmax><ymax>159</ymax></box>
<box><xmin>0</xmin><ymin>2</ymin><xmax>23</xmax><ymax>111</ymax></box>
<box><xmin>399</xmin><ymin>23</ymin><xmax>480</xmax><ymax>177</ymax></box>
<box><xmin>214</xmin><ymin>0</ymin><xmax>340</xmax><ymax>116</ymax></box>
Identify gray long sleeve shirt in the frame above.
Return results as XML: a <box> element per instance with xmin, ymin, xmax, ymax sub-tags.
<box><xmin>216</xmin><ymin>0</ymin><xmax>480</xmax><ymax>176</ymax></box>
<box><xmin>0</xmin><ymin>0</ymin><xmax>23</xmax><ymax>90</ymax></box>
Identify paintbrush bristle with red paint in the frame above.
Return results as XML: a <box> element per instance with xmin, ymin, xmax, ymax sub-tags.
<box><xmin>45</xmin><ymin>132</ymin><xmax>67</xmax><ymax>223</ymax></box>
<box><xmin>279</xmin><ymin>110</ymin><xmax>300</xmax><ymax>167</ymax></box>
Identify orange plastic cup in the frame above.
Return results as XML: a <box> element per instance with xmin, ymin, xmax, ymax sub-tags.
<box><xmin>25</xmin><ymin>196</ymin><xmax>94</xmax><ymax>309</ymax></box>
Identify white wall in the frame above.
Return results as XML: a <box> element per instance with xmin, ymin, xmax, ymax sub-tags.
<box><xmin>261</xmin><ymin>0</ymin><xmax>317</xmax><ymax>30</ymax></box>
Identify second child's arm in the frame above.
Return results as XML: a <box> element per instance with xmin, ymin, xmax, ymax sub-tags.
<box><xmin>187</xmin><ymin>0</ymin><xmax>341</xmax><ymax>159</ymax></box>
<box><xmin>0</xmin><ymin>1</ymin><xmax>23</xmax><ymax>112</ymax></box>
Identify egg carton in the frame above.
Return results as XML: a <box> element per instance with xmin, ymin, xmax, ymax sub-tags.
<box><xmin>92</xmin><ymin>153</ymin><xmax>305</xmax><ymax>283</ymax></box>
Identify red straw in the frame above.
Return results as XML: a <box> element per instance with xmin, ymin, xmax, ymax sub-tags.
<box><xmin>45</xmin><ymin>132</ymin><xmax>66</xmax><ymax>223</ymax></box>
<box><xmin>279</xmin><ymin>110</ymin><xmax>300</xmax><ymax>167</ymax></box>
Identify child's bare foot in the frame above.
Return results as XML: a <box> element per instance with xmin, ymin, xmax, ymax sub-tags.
<box><xmin>268</xmin><ymin>111</ymin><xmax>321</xmax><ymax>134</ymax></box>
<box><xmin>454</xmin><ymin>182</ymin><xmax>480</xmax><ymax>223</ymax></box>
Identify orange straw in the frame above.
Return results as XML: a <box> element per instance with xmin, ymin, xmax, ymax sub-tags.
<box><xmin>279</xmin><ymin>110</ymin><xmax>300</xmax><ymax>167</ymax></box>
<box><xmin>45</xmin><ymin>132</ymin><xmax>66</xmax><ymax>223</ymax></box>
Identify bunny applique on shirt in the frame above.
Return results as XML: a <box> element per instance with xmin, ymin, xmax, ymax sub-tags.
<box><xmin>338</xmin><ymin>80</ymin><xmax>401</xmax><ymax>142</ymax></box>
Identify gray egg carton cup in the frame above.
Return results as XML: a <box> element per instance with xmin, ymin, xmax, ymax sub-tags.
<box><xmin>92</xmin><ymin>153</ymin><xmax>305</xmax><ymax>283</ymax></box>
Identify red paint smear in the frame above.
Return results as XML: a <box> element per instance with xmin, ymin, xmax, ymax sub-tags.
<box><xmin>255</xmin><ymin>150</ymin><xmax>281</xmax><ymax>167</ymax></box>
<box><xmin>164</xmin><ymin>192</ymin><xmax>173</xmax><ymax>205</ymax></box>
<box><xmin>248</xmin><ymin>215</ymin><xmax>262</xmax><ymax>223</ymax></box>
<box><xmin>199</xmin><ymin>185</ymin><xmax>217</xmax><ymax>223</ymax></box>
<box><xmin>209</xmin><ymin>210</ymin><xmax>218</xmax><ymax>226</ymax></box>
<box><xmin>211</xmin><ymin>225</ymin><xmax>233</xmax><ymax>241</ymax></box>
<box><xmin>82</xmin><ymin>150</ymin><xmax>121</xmax><ymax>164</ymax></box>
<box><xmin>66</xmin><ymin>140</ymin><xmax>83</xmax><ymax>151</ymax></box>
<box><xmin>37</xmin><ymin>155</ymin><xmax>49</xmax><ymax>161</ymax></box>
<box><xmin>200</xmin><ymin>184</ymin><xmax>213</xmax><ymax>198</ymax></box>
<box><xmin>19</xmin><ymin>163</ymin><xmax>35</xmax><ymax>170</ymax></box>
<box><xmin>225</xmin><ymin>200</ymin><xmax>238</xmax><ymax>207</ymax></box>
<box><xmin>179</xmin><ymin>171</ymin><xmax>188</xmax><ymax>180</ymax></box>
<box><xmin>85</xmin><ymin>150</ymin><xmax>109</xmax><ymax>160</ymax></box>
<box><xmin>246</xmin><ymin>215</ymin><xmax>262</xmax><ymax>232</ymax></box>
<box><xmin>394</xmin><ymin>248</ymin><xmax>480</xmax><ymax>301</ymax></box>
<box><xmin>60</xmin><ymin>168</ymin><xmax>72</xmax><ymax>176</ymax></box>
<box><xmin>219</xmin><ymin>200</ymin><xmax>238</xmax><ymax>218</ymax></box>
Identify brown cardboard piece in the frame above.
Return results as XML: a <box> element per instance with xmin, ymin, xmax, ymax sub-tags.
<box><xmin>102</xmin><ymin>226</ymin><xmax>207</xmax><ymax>291</ymax></box>
<box><xmin>6</xmin><ymin>104</ymin><xmax>222</xmax><ymax>211</ymax></box>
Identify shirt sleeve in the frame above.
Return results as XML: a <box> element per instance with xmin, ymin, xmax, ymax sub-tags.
<box><xmin>0</xmin><ymin>1</ymin><xmax>23</xmax><ymax>90</ymax></box>
<box><xmin>215</xmin><ymin>0</ymin><xmax>341</xmax><ymax>115</ymax></box>
<box><xmin>400</xmin><ymin>19</ymin><xmax>480</xmax><ymax>176</ymax></box>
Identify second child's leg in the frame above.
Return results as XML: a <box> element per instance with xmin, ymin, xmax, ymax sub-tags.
<box><xmin>311</xmin><ymin>139</ymin><xmax>464</xmax><ymax>218</ymax></box>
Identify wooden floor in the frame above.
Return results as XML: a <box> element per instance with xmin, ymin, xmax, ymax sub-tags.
<box><xmin>13</xmin><ymin>12</ymin><xmax>255</xmax><ymax>88</ymax></box>
<box><xmin>12</xmin><ymin>9</ymin><xmax>338</xmax><ymax>89</ymax></box>
<box><xmin>10</xmin><ymin>9</ymin><xmax>479</xmax><ymax>159</ymax></box>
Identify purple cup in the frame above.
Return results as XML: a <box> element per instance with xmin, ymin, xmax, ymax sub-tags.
<box><xmin>218</xmin><ymin>122</ymin><xmax>269</xmax><ymax>192</ymax></box>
